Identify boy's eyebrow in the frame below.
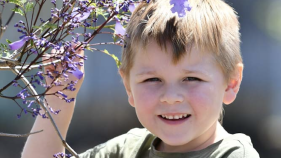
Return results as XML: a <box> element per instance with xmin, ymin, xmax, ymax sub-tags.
<box><xmin>136</xmin><ymin>70</ymin><xmax>157</xmax><ymax>76</ymax></box>
<box><xmin>182</xmin><ymin>69</ymin><xmax>201</xmax><ymax>74</ymax></box>
<box><xmin>136</xmin><ymin>69</ymin><xmax>207</xmax><ymax>76</ymax></box>
<box><xmin>182</xmin><ymin>69</ymin><xmax>212</xmax><ymax>78</ymax></box>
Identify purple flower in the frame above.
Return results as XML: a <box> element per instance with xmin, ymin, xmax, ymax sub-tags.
<box><xmin>42</xmin><ymin>114</ymin><xmax>48</xmax><ymax>119</ymax></box>
<box><xmin>36</xmin><ymin>71</ymin><xmax>44</xmax><ymax>80</ymax></box>
<box><xmin>115</xmin><ymin>19</ymin><xmax>126</xmax><ymax>36</ymax></box>
<box><xmin>66</xmin><ymin>81</ymin><xmax>76</xmax><ymax>91</ymax></box>
<box><xmin>17</xmin><ymin>89</ymin><xmax>27</xmax><ymax>99</ymax></box>
<box><xmin>115</xmin><ymin>1</ymin><xmax>120</xmax><ymax>13</ymax></box>
<box><xmin>23</xmin><ymin>100</ymin><xmax>28</xmax><ymax>104</ymax></box>
<box><xmin>53</xmin><ymin>152</ymin><xmax>71</xmax><ymax>158</ymax></box>
<box><xmin>170</xmin><ymin>0</ymin><xmax>192</xmax><ymax>17</ymax></box>
<box><xmin>33</xmin><ymin>79</ymin><xmax>41</xmax><ymax>85</ymax></box>
<box><xmin>46</xmin><ymin>71</ymin><xmax>54</xmax><ymax>79</ymax></box>
<box><xmin>70</xmin><ymin>68</ymin><xmax>84</xmax><ymax>80</ymax></box>
<box><xmin>68</xmin><ymin>63</ymin><xmax>75</xmax><ymax>69</ymax></box>
<box><xmin>57</xmin><ymin>91</ymin><xmax>68</xmax><ymax>98</ymax></box>
<box><xmin>12</xmin><ymin>80</ymin><xmax>18</xmax><ymax>87</ymax></box>
<box><xmin>51</xmin><ymin>0</ymin><xmax>56</xmax><ymax>5</ymax></box>
<box><xmin>27</xmin><ymin>100</ymin><xmax>35</xmax><ymax>108</ymax></box>
<box><xmin>71</xmin><ymin>7</ymin><xmax>92</xmax><ymax>22</ymax></box>
<box><xmin>129</xmin><ymin>3</ymin><xmax>136</xmax><ymax>13</ymax></box>
<box><xmin>9</xmin><ymin>36</ymin><xmax>31</xmax><ymax>50</ymax></box>
<box><xmin>64</xmin><ymin>98</ymin><xmax>75</xmax><ymax>103</ymax></box>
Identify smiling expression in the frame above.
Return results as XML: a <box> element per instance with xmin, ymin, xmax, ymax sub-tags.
<box><xmin>122</xmin><ymin>40</ymin><xmax>234</xmax><ymax>152</ymax></box>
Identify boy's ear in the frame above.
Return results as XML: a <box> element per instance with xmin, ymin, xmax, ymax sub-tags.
<box><xmin>223</xmin><ymin>63</ymin><xmax>244</xmax><ymax>105</ymax></box>
<box><xmin>119</xmin><ymin>70</ymin><xmax>135</xmax><ymax>107</ymax></box>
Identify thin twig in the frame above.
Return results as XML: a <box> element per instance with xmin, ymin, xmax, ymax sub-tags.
<box><xmin>0</xmin><ymin>59</ymin><xmax>61</xmax><ymax>70</ymax></box>
<box><xmin>0</xmin><ymin>130</ymin><xmax>43</xmax><ymax>137</ymax></box>
<box><xmin>88</xmin><ymin>41</ymin><xmax>123</xmax><ymax>47</ymax></box>
<box><xmin>0</xmin><ymin>56</ymin><xmax>20</xmax><ymax>65</ymax></box>
<box><xmin>0</xmin><ymin>5</ymin><xmax>18</xmax><ymax>40</ymax></box>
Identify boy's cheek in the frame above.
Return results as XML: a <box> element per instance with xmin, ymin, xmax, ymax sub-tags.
<box><xmin>133</xmin><ymin>88</ymin><xmax>159</xmax><ymax>107</ymax></box>
<box><xmin>187</xmin><ymin>86</ymin><xmax>220</xmax><ymax>108</ymax></box>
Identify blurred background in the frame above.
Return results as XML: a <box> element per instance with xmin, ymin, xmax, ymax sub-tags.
<box><xmin>0</xmin><ymin>0</ymin><xmax>280</xmax><ymax>157</ymax></box>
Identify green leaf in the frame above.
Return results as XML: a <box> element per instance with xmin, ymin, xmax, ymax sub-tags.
<box><xmin>88</xmin><ymin>24</ymin><xmax>115</xmax><ymax>30</ymax></box>
<box><xmin>30</xmin><ymin>40</ymin><xmax>34</xmax><ymax>47</ymax></box>
<box><xmin>95</xmin><ymin>7</ymin><xmax>108</xmax><ymax>20</ymax></box>
<box><xmin>6</xmin><ymin>39</ymin><xmax>12</xmax><ymax>44</ymax></box>
<box><xmin>32</xmin><ymin>23</ymin><xmax>57</xmax><ymax>33</ymax></box>
<box><xmin>12</xmin><ymin>7</ymin><xmax>24</xmax><ymax>16</ymax></box>
<box><xmin>85</xmin><ymin>44</ymin><xmax>93</xmax><ymax>52</ymax></box>
<box><xmin>113</xmin><ymin>34</ymin><xmax>119</xmax><ymax>43</ymax></box>
<box><xmin>0</xmin><ymin>43</ymin><xmax>10</xmax><ymax>56</ymax></box>
<box><xmin>8</xmin><ymin>0</ymin><xmax>23</xmax><ymax>7</ymax></box>
<box><xmin>44</xmin><ymin>23</ymin><xmax>58</xmax><ymax>30</ymax></box>
<box><xmin>103</xmin><ymin>49</ymin><xmax>121</xmax><ymax>68</ymax></box>
<box><xmin>25</xmin><ymin>2</ymin><xmax>34</xmax><ymax>12</ymax></box>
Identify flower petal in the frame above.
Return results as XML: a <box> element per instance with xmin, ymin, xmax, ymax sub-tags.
<box><xmin>71</xmin><ymin>7</ymin><xmax>91</xmax><ymax>22</ymax></box>
<box><xmin>9</xmin><ymin>36</ymin><xmax>31</xmax><ymax>50</ymax></box>
<box><xmin>71</xmin><ymin>68</ymin><xmax>84</xmax><ymax>80</ymax></box>
<box><xmin>170</xmin><ymin>0</ymin><xmax>192</xmax><ymax>17</ymax></box>
<box><xmin>115</xmin><ymin>21</ymin><xmax>126</xmax><ymax>36</ymax></box>
<box><xmin>129</xmin><ymin>3</ymin><xmax>136</xmax><ymax>13</ymax></box>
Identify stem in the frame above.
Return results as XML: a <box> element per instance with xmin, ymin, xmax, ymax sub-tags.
<box><xmin>0</xmin><ymin>59</ymin><xmax>60</xmax><ymax>70</ymax></box>
<box><xmin>5</xmin><ymin>5</ymin><xmax>18</xmax><ymax>26</ymax></box>
<box><xmin>0</xmin><ymin>130</ymin><xmax>43</xmax><ymax>137</ymax></box>
<box><xmin>88</xmin><ymin>41</ymin><xmax>123</xmax><ymax>47</ymax></box>
<box><xmin>84</xmin><ymin>12</ymin><xmax>117</xmax><ymax>44</ymax></box>
<box><xmin>0</xmin><ymin>5</ymin><xmax>18</xmax><ymax>40</ymax></box>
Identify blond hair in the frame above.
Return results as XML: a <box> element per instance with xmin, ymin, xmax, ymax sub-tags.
<box><xmin>120</xmin><ymin>0</ymin><xmax>242</xmax><ymax>83</ymax></box>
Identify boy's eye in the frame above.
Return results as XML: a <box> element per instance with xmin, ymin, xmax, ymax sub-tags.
<box><xmin>143</xmin><ymin>78</ymin><xmax>161</xmax><ymax>82</ymax></box>
<box><xmin>184</xmin><ymin>77</ymin><xmax>202</xmax><ymax>81</ymax></box>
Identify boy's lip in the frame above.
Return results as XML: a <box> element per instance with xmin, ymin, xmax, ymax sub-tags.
<box><xmin>158</xmin><ymin>114</ymin><xmax>191</xmax><ymax>125</ymax></box>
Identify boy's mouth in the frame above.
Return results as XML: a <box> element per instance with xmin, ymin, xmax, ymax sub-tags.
<box><xmin>159</xmin><ymin>114</ymin><xmax>191</xmax><ymax>120</ymax></box>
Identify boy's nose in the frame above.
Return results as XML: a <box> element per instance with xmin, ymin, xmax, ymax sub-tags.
<box><xmin>160</xmin><ymin>85</ymin><xmax>184</xmax><ymax>105</ymax></box>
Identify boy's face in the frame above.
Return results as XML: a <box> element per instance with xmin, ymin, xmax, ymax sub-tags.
<box><xmin>122</xmin><ymin>40</ymin><xmax>240</xmax><ymax>152</ymax></box>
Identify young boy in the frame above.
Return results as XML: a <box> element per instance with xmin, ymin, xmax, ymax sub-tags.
<box><xmin>22</xmin><ymin>0</ymin><xmax>260</xmax><ymax>157</ymax></box>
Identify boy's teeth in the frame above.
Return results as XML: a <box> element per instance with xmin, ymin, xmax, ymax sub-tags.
<box><xmin>161</xmin><ymin>114</ymin><xmax>190</xmax><ymax>120</ymax></box>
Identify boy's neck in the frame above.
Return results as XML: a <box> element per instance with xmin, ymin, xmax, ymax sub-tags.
<box><xmin>193</xmin><ymin>122</ymin><xmax>230</xmax><ymax>151</ymax></box>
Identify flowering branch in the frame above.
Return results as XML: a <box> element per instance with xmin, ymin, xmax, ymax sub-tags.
<box><xmin>10</xmin><ymin>66</ymin><xmax>79</xmax><ymax>157</ymax></box>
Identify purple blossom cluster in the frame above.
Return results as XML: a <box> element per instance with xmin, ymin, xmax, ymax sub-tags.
<box><xmin>53</xmin><ymin>152</ymin><xmax>72</xmax><ymax>158</ymax></box>
<box><xmin>170</xmin><ymin>0</ymin><xmax>192</xmax><ymax>17</ymax></box>
<box><xmin>0</xmin><ymin>0</ymin><xmax>6</xmax><ymax>7</ymax></box>
<box><xmin>4</xmin><ymin>0</ymin><xmax>153</xmax><ymax>125</ymax></box>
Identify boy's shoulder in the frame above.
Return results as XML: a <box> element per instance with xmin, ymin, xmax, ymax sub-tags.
<box><xmin>210</xmin><ymin>133</ymin><xmax>260</xmax><ymax>158</ymax></box>
<box><xmin>76</xmin><ymin>128</ymin><xmax>154</xmax><ymax>158</ymax></box>
<box><xmin>149</xmin><ymin>133</ymin><xmax>260</xmax><ymax>158</ymax></box>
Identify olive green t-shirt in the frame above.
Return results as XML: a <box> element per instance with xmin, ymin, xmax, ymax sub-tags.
<box><xmin>75</xmin><ymin>128</ymin><xmax>259</xmax><ymax>158</ymax></box>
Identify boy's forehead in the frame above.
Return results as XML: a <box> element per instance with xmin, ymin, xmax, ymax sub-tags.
<box><xmin>133</xmin><ymin>40</ymin><xmax>214</xmax><ymax>64</ymax></box>
<box><xmin>133</xmin><ymin>40</ymin><xmax>218</xmax><ymax>70</ymax></box>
